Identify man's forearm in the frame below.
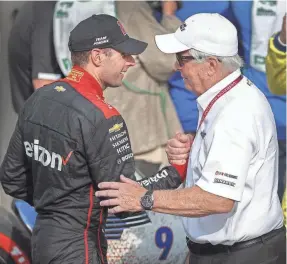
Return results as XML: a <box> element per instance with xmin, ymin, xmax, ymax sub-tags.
<box><xmin>137</xmin><ymin>166</ymin><xmax>184</xmax><ymax>191</ymax></box>
<box><xmin>152</xmin><ymin>186</ymin><xmax>234</xmax><ymax>217</ymax></box>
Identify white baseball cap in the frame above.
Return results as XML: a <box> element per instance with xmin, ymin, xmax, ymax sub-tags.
<box><xmin>155</xmin><ymin>13</ymin><xmax>238</xmax><ymax>56</ymax></box>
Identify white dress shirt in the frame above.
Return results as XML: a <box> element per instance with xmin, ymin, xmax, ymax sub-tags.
<box><xmin>182</xmin><ymin>69</ymin><xmax>283</xmax><ymax>245</ymax></box>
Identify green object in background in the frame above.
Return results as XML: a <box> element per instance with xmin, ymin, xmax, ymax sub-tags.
<box><xmin>122</xmin><ymin>80</ymin><xmax>171</xmax><ymax>138</ymax></box>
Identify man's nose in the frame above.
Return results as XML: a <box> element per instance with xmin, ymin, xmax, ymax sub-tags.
<box><xmin>174</xmin><ymin>60</ymin><xmax>182</xmax><ymax>71</ymax></box>
<box><xmin>126</xmin><ymin>55</ymin><xmax>136</xmax><ymax>66</ymax></box>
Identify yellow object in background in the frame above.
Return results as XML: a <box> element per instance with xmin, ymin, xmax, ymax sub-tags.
<box><xmin>282</xmin><ymin>190</ymin><xmax>287</xmax><ymax>227</ymax></box>
<box><xmin>265</xmin><ymin>33</ymin><xmax>286</xmax><ymax>96</ymax></box>
<box><xmin>265</xmin><ymin>20</ymin><xmax>286</xmax><ymax>227</ymax></box>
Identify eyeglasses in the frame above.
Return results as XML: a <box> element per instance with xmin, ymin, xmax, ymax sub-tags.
<box><xmin>176</xmin><ymin>53</ymin><xmax>196</xmax><ymax>67</ymax></box>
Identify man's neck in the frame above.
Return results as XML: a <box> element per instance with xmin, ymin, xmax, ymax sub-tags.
<box><xmin>200</xmin><ymin>70</ymin><xmax>232</xmax><ymax>95</ymax></box>
<box><xmin>82</xmin><ymin>65</ymin><xmax>106</xmax><ymax>91</ymax></box>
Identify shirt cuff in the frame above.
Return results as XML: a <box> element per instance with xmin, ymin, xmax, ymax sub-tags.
<box><xmin>171</xmin><ymin>161</ymin><xmax>188</xmax><ymax>182</ymax></box>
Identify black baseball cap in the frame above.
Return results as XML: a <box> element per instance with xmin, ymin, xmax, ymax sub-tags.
<box><xmin>68</xmin><ymin>14</ymin><xmax>148</xmax><ymax>55</ymax></box>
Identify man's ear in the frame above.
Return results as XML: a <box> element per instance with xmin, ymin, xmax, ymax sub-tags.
<box><xmin>90</xmin><ymin>49</ymin><xmax>103</xmax><ymax>67</ymax></box>
<box><xmin>207</xmin><ymin>57</ymin><xmax>219</xmax><ymax>76</ymax></box>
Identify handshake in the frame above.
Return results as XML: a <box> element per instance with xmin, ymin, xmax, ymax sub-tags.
<box><xmin>166</xmin><ymin>132</ymin><xmax>195</xmax><ymax>165</ymax></box>
<box><xmin>95</xmin><ymin>131</ymin><xmax>195</xmax><ymax>214</ymax></box>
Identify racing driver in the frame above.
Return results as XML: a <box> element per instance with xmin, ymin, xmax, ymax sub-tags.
<box><xmin>0</xmin><ymin>14</ymin><xmax>186</xmax><ymax>264</ymax></box>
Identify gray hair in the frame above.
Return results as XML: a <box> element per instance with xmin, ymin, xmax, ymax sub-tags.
<box><xmin>188</xmin><ymin>48</ymin><xmax>244</xmax><ymax>72</ymax></box>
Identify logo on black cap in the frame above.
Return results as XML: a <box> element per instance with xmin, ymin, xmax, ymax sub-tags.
<box><xmin>117</xmin><ymin>21</ymin><xmax>127</xmax><ymax>36</ymax></box>
<box><xmin>93</xmin><ymin>36</ymin><xmax>109</xmax><ymax>46</ymax></box>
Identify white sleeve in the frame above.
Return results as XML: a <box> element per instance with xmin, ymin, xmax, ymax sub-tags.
<box><xmin>196</xmin><ymin>110</ymin><xmax>257</xmax><ymax>202</ymax></box>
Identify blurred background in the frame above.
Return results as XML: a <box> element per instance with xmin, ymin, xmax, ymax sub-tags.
<box><xmin>0</xmin><ymin>1</ymin><xmax>20</xmax><ymax>209</ymax></box>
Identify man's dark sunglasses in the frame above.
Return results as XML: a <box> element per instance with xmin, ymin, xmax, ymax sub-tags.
<box><xmin>176</xmin><ymin>53</ymin><xmax>196</xmax><ymax>67</ymax></box>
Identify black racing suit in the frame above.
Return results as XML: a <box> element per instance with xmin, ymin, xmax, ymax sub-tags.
<box><xmin>0</xmin><ymin>66</ymin><xmax>182</xmax><ymax>264</ymax></box>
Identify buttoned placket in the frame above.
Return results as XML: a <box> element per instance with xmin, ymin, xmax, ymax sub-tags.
<box><xmin>185</xmin><ymin>73</ymin><xmax>243</xmax><ymax>188</ymax></box>
<box><xmin>186</xmin><ymin>104</ymin><xmax>205</xmax><ymax>188</ymax></box>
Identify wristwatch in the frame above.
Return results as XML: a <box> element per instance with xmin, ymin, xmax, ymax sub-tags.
<box><xmin>140</xmin><ymin>190</ymin><xmax>154</xmax><ymax>210</ymax></box>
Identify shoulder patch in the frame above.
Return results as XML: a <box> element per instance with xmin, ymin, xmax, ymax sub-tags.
<box><xmin>246</xmin><ymin>79</ymin><xmax>253</xmax><ymax>87</ymax></box>
<box><xmin>54</xmin><ymin>85</ymin><xmax>66</xmax><ymax>92</ymax></box>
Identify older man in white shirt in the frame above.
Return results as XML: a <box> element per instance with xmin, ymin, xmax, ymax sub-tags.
<box><xmin>96</xmin><ymin>13</ymin><xmax>285</xmax><ymax>264</ymax></box>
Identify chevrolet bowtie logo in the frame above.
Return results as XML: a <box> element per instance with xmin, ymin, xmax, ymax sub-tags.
<box><xmin>109</xmin><ymin>123</ymin><xmax>123</xmax><ymax>133</ymax></box>
<box><xmin>54</xmin><ymin>86</ymin><xmax>66</xmax><ymax>92</ymax></box>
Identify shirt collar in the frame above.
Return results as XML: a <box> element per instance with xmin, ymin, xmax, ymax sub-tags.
<box><xmin>66</xmin><ymin>65</ymin><xmax>104</xmax><ymax>99</ymax></box>
<box><xmin>197</xmin><ymin>69</ymin><xmax>241</xmax><ymax>111</ymax></box>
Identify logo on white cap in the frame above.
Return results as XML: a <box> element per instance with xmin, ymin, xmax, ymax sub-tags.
<box><xmin>180</xmin><ymin>23</ymin><xmax>187</xmax><ymax>31</ymax></box>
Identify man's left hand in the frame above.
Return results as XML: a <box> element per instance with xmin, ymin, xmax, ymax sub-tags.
<box><xmin>95</xmin><ymin>175</ymin><xmax>146</xmax><ymax>214</ymax></box>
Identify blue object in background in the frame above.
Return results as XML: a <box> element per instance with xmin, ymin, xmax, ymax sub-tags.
<box><xmin>230</xmin><ymin>0</ymin><xmax>286</xmax><ymax>140</ymax></box>
<box><xmin>169</xmin><ymin>72</ymin><xmax>198</xmax><ymax>133</ymax></box>
<box><xmin>14</xmin><ymin>200</ymin><xmax>36</xmax><ymax>232</ymax></box>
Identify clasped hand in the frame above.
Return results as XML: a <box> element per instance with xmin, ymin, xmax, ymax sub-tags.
<box><xmin>95</xmin><ymin>132</ymin><xmax>193</xmax><ymax>213</ymax></box>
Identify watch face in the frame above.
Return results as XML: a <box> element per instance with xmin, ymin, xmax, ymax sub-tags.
<box><xmin>141</xmin><ymin>194</ymin><xmax>153</xmax><ymax>209</ymax></box>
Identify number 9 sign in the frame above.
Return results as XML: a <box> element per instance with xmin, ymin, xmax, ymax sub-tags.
<box><xmin>155</xmin><ymin>226</ymin><xmax>173</xmax><ymax>260</ymax></box>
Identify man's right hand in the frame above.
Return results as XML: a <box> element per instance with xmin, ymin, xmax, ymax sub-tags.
<box><xmin>166</xmin><ymin>132</ymin><xmax>194</xmax><ymax>165</ymax></box>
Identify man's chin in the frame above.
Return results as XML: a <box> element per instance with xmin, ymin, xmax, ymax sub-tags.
<box><xmin>105</xmin><ymin>76</ymin><xmax>127</xmax><ymax>88</ymax></box>
<box><xmin>106</xmin><ymin>81</ymin><xmax>123</xmax><ymax>88</ymax></box>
